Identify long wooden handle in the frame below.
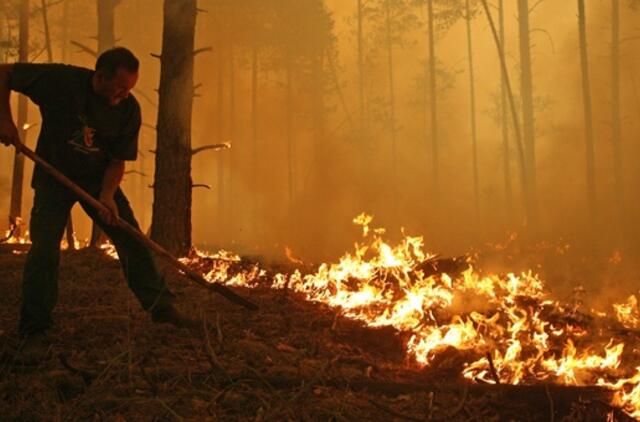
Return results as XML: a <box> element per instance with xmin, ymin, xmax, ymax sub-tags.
<box><xmin>15</xmin><ymin>142</ymin><xmax>258</xmax><ymax>311</ymax></box>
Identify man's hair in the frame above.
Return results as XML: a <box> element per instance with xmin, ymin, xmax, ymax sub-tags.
<box><xmin>95</xmin><ymin>47</ymin><xmax>139</xmax><ymax>77</ymax></box>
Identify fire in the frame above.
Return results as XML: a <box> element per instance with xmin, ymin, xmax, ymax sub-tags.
<box><xmin>104</xmin><ymin>214</ymin><xmax>640</xmax><ymax>417</ymax></box>
<box><xmin>613</xmin><ymin>295</ymin><xmax>640</xmax><ymax>329</ymax></box>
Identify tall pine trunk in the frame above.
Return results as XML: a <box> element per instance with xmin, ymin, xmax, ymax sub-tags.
<box><xmin>90</xmin><ymin>0</ymin><xmax>119</xmax><ymax>247</ymax></box>
<box><xmin>61</xmin><ymin>0</ymin><xmax>69</xmax><ymax>62</ymax></box>
<box><xmin>228</xmin><ymin>44</ymin><xmax>236</xmax><ymax>234</ymax></box>
<box><xmin>285</xmin><ymin>53</ymin><xmax>294</xmax><ymax>209</ymax></box>
<box><xmin>499</xmin><ymin>0</ymin><xmax>512</xmax><ymax>219</ymax></box>
<box><xmin>9</xmin><ymin>0</ymin><xmax>29</xmax><ymax>237</ymax></box>
<box><xmin>466</xmin><ymin>0</ymin><xmax>479</xmax><ymax>217</ymax></box>
<box><xmin>216</xmin><ymin>44</ymin><xmax>225</xmax><ymax>238</ymax></box>
<box><xmin>480</xmin><ymin>0</ymin><xmax>529</xmax><ymax>227</ymax></box>
<box><xmin>517</xmin><ymin>0</ymin><xmax>537</xmax><ymax>229</ymax></box>
<box><xmin>357</xmin><ymin>0</ymin><xmax>365</xmax><ymax>136</ymax></box>
<box><xmin>385</xmin><ymin>3</ymin><xmax>397</xmax><ymax>195</ymax></box>
<box><xmin>427</xmin><ymin>0</ymin><xmax>438</xmax><ymax>194</ymax></box>
<box><xmin>151</xmin><ymin>0</ymin><xmax>197</xmax><ymax>256</ymax></box>
<box><xmin>96</xmin><ymin>0</ymin><xmax>117</xmax><ymax>53</ymax></box>
<box><xmin>611</xmin><ymin>0</ymin><xmax>623</xmax><ymax>230</ymax></box>
<box><xmin>577</xmin><ymin>0</ymin><xmax>596</xmax><ymax>214</ymax></box>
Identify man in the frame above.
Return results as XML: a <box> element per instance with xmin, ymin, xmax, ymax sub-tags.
<box><xmin>0</xmin><ymin>47</ymin><xmax>195</xmax><ymax>352</ymax></box>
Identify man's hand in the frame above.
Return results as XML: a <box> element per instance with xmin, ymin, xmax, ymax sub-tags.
<box><xmin>0</xmin><ymin>118</ymin><xmax>19</xmax><ymax>147</ymax></box>
<box><xmin>98</xmin><ymin>193</ymin><xmax>120</xmax><ymax>226</ymax></box>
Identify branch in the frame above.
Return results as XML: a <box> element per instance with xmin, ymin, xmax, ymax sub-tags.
<box><xmin>150</xmin><ymin>52</ymin><xmax>161</xmax><ymax>60</ymax></box>
<box><xmin>191</xmin><ymin>143</ymin><xmax>231</xmax><ymax>156</ymax></box>
<box><xmin>529</xmin><ymin>0</ymin><xmax>544</xmax><ymax>15</ymax></box>
<box><xmin>620</xmin><ymin>35</ymin><xmax>640</xmax><ymax>45</ymax></box>
<box><xmin>193</xmin><ymin>46</ymin><xmax>212</xmax><ymax>56</ymax></box>
<box><xmin>531</xmin><ymin>28</ymin><xmax>555</xmax><ymax>53</ymax></box>
<box><xmin>124</xmin><ymin>170</ymin><xmax>147</xmax><ymax>177</ymax></box>
<box><xmin>71</xmin><ymin>40</ymin><xmax>98</xmax><ymax>57</ymax></box>
<box><xmin>192</xmin><ymin>183</ymin><xmax>211</xmax><ymax>190</ymax></box>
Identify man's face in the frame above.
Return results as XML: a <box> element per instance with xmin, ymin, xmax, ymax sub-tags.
<box><xmin>94</xmin><ymin>67</ymin><xmax>138</xmax><ymax>106</ymax></box>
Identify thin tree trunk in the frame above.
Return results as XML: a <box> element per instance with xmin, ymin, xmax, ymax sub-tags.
<box><xmin>385</xmin><ymin>2</ymin><xmax>397</xmax><ymax>194</ymax></box>
<box><xmin>96</xmin><ymin>0</ymin><xmax>117</xmax><ymax>54</ymax></box>
<box><xmin>251</xmin><ymin>47</ymin><xmax>258</xmax><ymax>181</ymax></box>
<box><xmin>216</xmin><ymin>44</ymin><xmax>225</xmax><ymax>237</ymax></box>
<box><xmin>228</xmin><ymin>43</ymin><xmax>236</xmax><ymax>233</ymax></box>
<box><xmin>357</xmin><ymin>0</ymin><xmax>365</xmax><ymax>136</ymax></box>
<box><xmin>517</xmin><ymin>0</ymin><xmax>537</xmax><ymax>229</ymax></box>
<box><xmin>611</xmin><ymin>0</ymin><xmax>623</xmax><ymax>228</ymax></box>
<box><xmin>9</xmin><ymin>0</ymin><xmax>29</xmax><ymax>238</ymax></box>
<box><xmin>480</xmin><ymin>0</ymin><xmax>529</xmax><ymax>225</ymax></box>
<box><xmin>42</xmin><ymin>0</ymin><xmax>76</xmax><ymax>248</ymax></box>
<box><xmin>499</xmin><ymin>0</ymin><xmax>512</xmax><ymax>219</ymax></box>
<box><xmin>285</xmin><ymin>53</ymin><xmax>294</xmax><ymax>209</ymax></box>
<box><xmin>40</xmin><ymin>0</ymin><xmax>52</xmax><ymax>62</ymax></box>
<box><xmin>151</xmin><ymin>0</ymin><xmax>197</xmax><ymax>256</ymax></box>
<box><xmin>90</xmin><ymin>0</ymin><xmax>120</xmax><ymax>247</ymax></box>
<box><xmin>577</xmin><ymin>0</ymin><xmax>596</xmax><ymax>214</ymax></box>
<box><xmin>427</xmin><ymin>0</ymin><xmax>438</xmax><ymax>194</ymax></box>
<box><xmin>61</xmin><ymin>0</ymin><xmax>69</xmax><ymax>62</ymax></box>
<box><xmin>466</xmin><ymin>0</ymin><xmax>479</xmax><ymax>217</ymax></box>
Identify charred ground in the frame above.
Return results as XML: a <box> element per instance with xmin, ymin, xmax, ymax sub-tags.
<box><xmin>0</xmin><ymin>244</ymin><xmax>637</xmax><ymax>421</ymax></box>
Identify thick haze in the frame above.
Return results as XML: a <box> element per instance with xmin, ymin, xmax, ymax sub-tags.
<box><xmin>1</xmin><ymin>0</ymin><xmax>640</xmax><ymax>271</ymax></box>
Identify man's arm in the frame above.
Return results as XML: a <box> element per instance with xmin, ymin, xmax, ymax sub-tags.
<box><xmin>0</xmin><ymin>64</ymin><xmax>20</xmax><ymax>146</ymax></box>
<box><xmin>98</xmin><ymin>159</ymin><xmax>125</xmax><ymax>226</ymax></box>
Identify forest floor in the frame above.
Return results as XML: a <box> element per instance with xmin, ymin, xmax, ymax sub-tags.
<box><xmin>0</xmin><ymin>243</ymin><xmax>638</xmax><ymax>421</ymax></box>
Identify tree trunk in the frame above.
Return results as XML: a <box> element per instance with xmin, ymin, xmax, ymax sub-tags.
<box><xmin>385</xmin><ymin>2</ymin><xmax>397</xmax><ymax>196</ymax></box>
<box><xmin>310</xmin><ymin>53</ymin><xmax>326</xmax><ymax>157</ymax></box>
<box><xmin>611</xmin><ymin>0</ymin><xmax>623</xmax><ymax>229</ymax></box>
<box><xmin>480</xmin><ymin>0</ymin><xmax>529</xmax><ymax>226</ymax></box>
<box><xmin>40</xmin><ymin>0</ymin><xmax>52</xmax><ymax>62</ymax></box>
<box><xmin>498</xmin><ymin>0</ymin><xmax>512</xmax><ymax>219</ymax></box>
<box><xmin>517</xmin><ymin>0</ymin><xmax>537</xmax><ymax>229</ymax></box>
<box><xmin>285</xmin><ymin>53</ymin><xmax>294</xmax><ymax>209</ymax></box>
<box><xmin>42</xmin><ymin>0</ymin><xmax>76</xmax><ymax>248</ymax></box>
<box><xmin>427</xmin><ymin>0</ymin><xmax>438</xmax><ymax>194</ymax></box>
<box><xmin>61</xmin><ymin>0</ymin><xmax>69</xmax><ymax>62</ymax></box>
<box><xmin>96</xmin><ymin>0</ymin><xmax>118</xmax><ymax>54</ymax></box>
<box><xmin>357</xmin><ymin>0</ymin><xmax>365</xmax><ymax>136</ymax></box>
<box><xmin>90</xmin><ymin>0</ymin><xmax>120</xmax><ymax>247</ymax></box>
<box><xmin>251</xmin><ymin>47</ymin><xmax>258</xmax><ymax>183</ymax></box>
<box><xmin>216</xmin><ymin>44</ymin><xmax>225</xmax><ymax>237</ymax></box>
<box><xmin>151</xmin><ymin>0</ymin><xmax>197</xmax><ymax>257</ymax></box>
<box><xmin>466</xmin><ymin>0</ymin><xmax>479</xmax><ymax>218</ymax></box>
<box><xmin>228</xmin><ymin>44</ymin><xmax>236</xmax><ymax>234</ymax></box>
<box><xmin>577</xmin><ymin>0</ymin><xmax>596</xmax><ymax>215</ymax></box>
<box><xmin>9</xmin><ymin>0</ymin><xmax>29</xmax><ymax>238</ymax></box>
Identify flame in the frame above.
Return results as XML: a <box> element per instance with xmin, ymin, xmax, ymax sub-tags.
<box><xmin>104</xmin><ymin>214</ymin><xmax>640</xmax><ymax>417</ymax></box>
<box><xmin>614</xmin><ymin>295</ymin><xmax>640</xmax><ymax>329</ymax></box>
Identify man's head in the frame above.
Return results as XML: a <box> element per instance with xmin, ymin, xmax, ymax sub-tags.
<box><xmin>93</xmin><ymin>47</ymin><xmax>139</xmax><ymax>106</ymax></box>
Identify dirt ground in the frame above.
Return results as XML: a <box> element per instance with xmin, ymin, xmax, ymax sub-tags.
<box><xmin>0</xmin><ymin>245</ymin><xmax>635</xmax><ymax>421</ymax></box>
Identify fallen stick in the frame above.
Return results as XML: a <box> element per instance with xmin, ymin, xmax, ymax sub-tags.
<box><xmin>13</xmin><ymin>142</ymin><xmax>258</xmax><ymax>311</ymax></box>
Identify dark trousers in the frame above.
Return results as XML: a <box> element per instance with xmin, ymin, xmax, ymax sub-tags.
<box><xmin>19</xmin><ymin>183</ymin><xmax>174</xmax><ymax>335</ymax></box>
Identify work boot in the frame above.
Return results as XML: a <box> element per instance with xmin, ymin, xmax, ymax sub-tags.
<box><xmin>18</xmin><ymin>331</ymin><xmax>50</xmax><ymax>363</ymax></box>
<box><xmin>151</xmin><ymin>304</ymin><xmax>199</xmax><ymax>330</ymax></box>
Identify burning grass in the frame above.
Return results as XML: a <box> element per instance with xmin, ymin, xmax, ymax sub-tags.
<box><xmin>183</xmin><ymin>213</ymin><xmax>640</xmax><ymax>419</ymax></box>
<box><xmin>1</xmin><ymin>214</ymin><xmax>640</xmax><ymax>420</ymax></box>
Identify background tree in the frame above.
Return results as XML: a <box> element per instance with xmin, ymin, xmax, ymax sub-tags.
<box><xmin>577</xmin><ymin>0</ymin><xmax>596</xmax><ymax>215</ymax></box>
<box><xmin>8</xmin><ymin>0</ymin><xmax>29</xmax><ymax>237</ymax></box>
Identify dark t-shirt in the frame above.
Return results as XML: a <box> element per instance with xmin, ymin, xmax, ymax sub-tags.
<box><xmin>9</xmin><ymin>63</ymin><xmax>140</xmax><ymax>190</ymax></box>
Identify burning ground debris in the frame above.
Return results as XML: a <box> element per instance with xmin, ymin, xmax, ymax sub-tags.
<box><xmin>1</xmin><ymin>215</ymin><xmax>640</xmax><ymax>420</ymax></box>
<box><xmin>184</xmin><ymin>214</ymin><xmax>640</xmax><ymax>419</ymax></box>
